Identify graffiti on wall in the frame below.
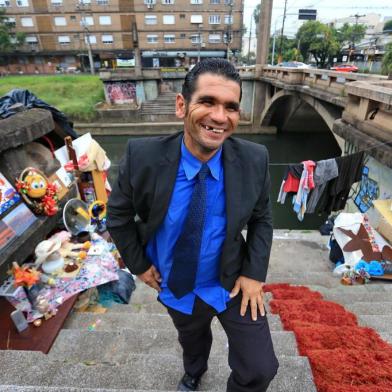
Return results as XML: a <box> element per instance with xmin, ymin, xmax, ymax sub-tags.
<box><xmin>105</xmin><ymin>81</ymin><xmax>136</xmax><ymax>105</ymax></box>
<box><xmin>354</xmin><ymin>166</ymin><xmax>380</xmax><ymax>213</ymax></box>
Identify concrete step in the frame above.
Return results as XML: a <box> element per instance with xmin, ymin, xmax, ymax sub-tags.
<box><xmin>266</xmin><ymin>271</ymin><xmax>340</xmax><ymax>288</ymax></box>
<box><xmin>49</xmin><ymin>329</ymin><xmax>298</xmax><ymax>361</ymax></box>
<box><xmin>0</xmin><ymin>351</ymin><xmax>316</xmax><ymax>392</ymax></box>
<box><xmin>306</xmin><ymin>284</ymin><xmax>392</xmax><ymax>294</ymax></box>
<box><xmin>345</xmin><ymin>302</ymin><xmax>392</xmax><ymax>315</ymax></box>
<box><xmin>0</xmin><ymin>388</ymin><xmax>174</xmax><ymax>392</ymax></box>
<box><xmin>357</xmin><ymin>315</ymin><xmax>392</xmax><ymax>333</ymax></box>
<box><xmin>379</xmin><ymin>333</ymin><xmax>392</xmax><ymax>344</ymax></box>
<box><xmin>63</xmin><ymin>312</ymin><xmax>284</xmax><ymax>332</ymax></box>
<box><xmin>318</xmin><ymin>292</ymin><xmax>392</xmax><ymax>306</ymax></box>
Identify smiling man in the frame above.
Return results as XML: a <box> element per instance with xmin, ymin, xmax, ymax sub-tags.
<box><xmin>107</xmin><ymin>58</ymin><xmax>278</xmax><ymax>392</ymax></box>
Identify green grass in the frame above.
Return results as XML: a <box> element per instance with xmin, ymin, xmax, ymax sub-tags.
<box><xmin>0</xmin><ymin>75</ymin><xmax>105</xmax><ymax>121</ymax></box>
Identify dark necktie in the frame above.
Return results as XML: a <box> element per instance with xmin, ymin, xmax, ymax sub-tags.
<box><xmin>168</xmin><ymin>163</ymin><xmax>209</xmax><ymax>299</ymax></box>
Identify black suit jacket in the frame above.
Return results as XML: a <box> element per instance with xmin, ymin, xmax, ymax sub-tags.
<box><xmin>107</xmin><ymin>132</ymin><xmax>273</xmax><ymax>291</ymax></box>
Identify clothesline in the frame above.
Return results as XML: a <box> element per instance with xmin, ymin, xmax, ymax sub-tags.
<box><xmin>107</xmin><ymin>136</ymin><xmax>391</xmax><ymax>169</ymax></box>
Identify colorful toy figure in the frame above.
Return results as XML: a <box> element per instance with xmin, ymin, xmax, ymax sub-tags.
<box><xmin>16</xmin><ymin>168</ymin><xmax>59</xmax><ymax>216</ymax></box>
<box><xmin>24</xmin><ymin>172</ymin><xmax>47</xmax><ymax>198</ymax></box>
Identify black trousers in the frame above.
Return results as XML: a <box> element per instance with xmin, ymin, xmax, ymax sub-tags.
<box><xmin>166</xmin><ymin>296</ymin><xmax>279</xmax><ymax>392</ymax></box>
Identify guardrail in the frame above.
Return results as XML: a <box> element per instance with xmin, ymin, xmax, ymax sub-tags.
<box><xmin>259</xmin><ymin>66</ymin><xmax>387</xmax><ymax>96</ymax></box>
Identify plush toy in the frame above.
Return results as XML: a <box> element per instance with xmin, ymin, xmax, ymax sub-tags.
<box><xmin>16</xmin><ymin>167</ymin><xmax>59</xmax><ymax>216</ymax></box>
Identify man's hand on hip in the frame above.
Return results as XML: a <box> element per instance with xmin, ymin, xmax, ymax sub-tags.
<box><xmin>229</xmin><ymin>276</ymin><xmax>265</xmax><ymax>321</ymax></box>
<box><xmin>137</xmin><ymin>265</ymin><xmax>162</xmax><ymax>292</ymax></box>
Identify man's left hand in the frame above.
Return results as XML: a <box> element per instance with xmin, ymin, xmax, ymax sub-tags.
<box><xmin>229</xmin><ymin>276</ymin><xmax>265</xmax><ymax>321</ymax></box>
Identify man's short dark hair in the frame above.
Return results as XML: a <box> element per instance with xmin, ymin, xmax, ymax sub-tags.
<box><xmin>182</xmin><ymin>58</ymin><xmax>242</xmax><ymax>103</ymax></box>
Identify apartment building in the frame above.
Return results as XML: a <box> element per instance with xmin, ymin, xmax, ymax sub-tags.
<box><xmin>135</xmin><ymin>0</ymin><xmax>243</xmax><ymax>67</ymax></box>
<box><xmin>0</xmin><ymin>0</ymin><xmax>135</xmax><ymax>73</ymax></box>
<box><xmin>1</xmin><ymin>0</ymin><xmax>243</xmax><ymax>73</ymax></box>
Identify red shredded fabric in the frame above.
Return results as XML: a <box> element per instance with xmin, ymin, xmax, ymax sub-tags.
<box><xmin>264</xmin><ymin>284</ymin><xmax>392</xmax><ymax>392</ymax></box>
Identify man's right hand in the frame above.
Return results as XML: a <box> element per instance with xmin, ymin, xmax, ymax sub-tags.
<box><xmin>137</xmin><ymin>265</ymin><xmax>162</xmax><ymax>292</ymax></box>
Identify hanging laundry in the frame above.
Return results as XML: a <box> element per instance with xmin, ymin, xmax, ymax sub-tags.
<box><xmin>307</xmin><ymin>158</ymin><xmax>339</xmax><ymax>214</ymax></box>
<box><xmin>316</xmin><ymin>152</ymin><xmax>364</xmax><ymax>214</ymax></box>
<box><xmin>293</xmin><ymin>160</ymin><xmax>316</xmax><ymax>221</ymax></box>
<box><xmin>277</xmin><ymin>164</ymin><xmax>303</xmax><ymax>204</ymax></box>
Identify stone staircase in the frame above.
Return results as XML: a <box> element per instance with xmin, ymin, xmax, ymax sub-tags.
<box><xmin>1</xmin><ymin>230</ymin><xmax>392</xmax><ymax>391</ymax></box>
<box><xmin>140</xmin><ymin>92</ymin><xmax>177</xmax><ymax>121</ymax></box>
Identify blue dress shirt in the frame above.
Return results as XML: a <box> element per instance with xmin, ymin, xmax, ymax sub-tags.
<box><xmin>146</xmin><ymin>140</ymin><xmax>230</xmax><ymax>315</ymax></box>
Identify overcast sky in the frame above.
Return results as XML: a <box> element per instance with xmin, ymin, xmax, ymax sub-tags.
<box><xmin>243</xmin><ymin>0</ymin><xmax>392</xmax><ymax>52</ymax></box>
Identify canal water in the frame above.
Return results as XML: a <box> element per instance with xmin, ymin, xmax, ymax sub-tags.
<box><xmin>96</xmin><ymin>131</ymin><xmax>341</xmax><ymax>229</ymax></box>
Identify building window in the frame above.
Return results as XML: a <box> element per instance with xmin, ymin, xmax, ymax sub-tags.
<box><xmin>5</xmin><ymin>17</ymin><xmax>16</xmax><ymax>27</ymax></box>
<box><xmin>51</xmin><ymin>0</ymin><xmax>63</xmax><ymax>5</ymax></box>
<box><xmin>190</xmin><ymin>15</ymin><xmax>202</xmax><ymax>24</ymax></box>
<box><xmin>224</xmin><ymin>0</ymin><xmax>233</xmax><ymax>4</ymax></box>
<box><xmin>162</xmin><ymin>0</ymin><xmax>174</xmax><ymax>4</ymax></box>
<box><xmin>180</xmin><ymin>33</ymin><xmax>186</xmax><ymax>38</ymax></box>
<box><xmin>102</xmin><ymin>34</ymin><xmax>113</xmax><ymax>44</ymax></box>
<box><xmin>0</xmin><ymin>0</ymin><xmax>11</xmax><ymax>6</ymax></box>
<box><xmin>16</xmin><ymin>0</ymin><xmax>29</xmax><ymax>7</ymax></box>
<box><xmin>70</xmin><ymin>15</ymin><xmax>77</xmax><ymax>21</ymax></box>
<box><xmin>164</xmin><ymin>34</ymin><xmax>175</xmax><ymax>43</ymax></box>
<box><xmin>25</xmin><ymin>35</ymin><xmax>38</xmax><ymax>44</ymax></box>
<box><xmin>21</xmin><ymin>17</ymin><xmax>34</xmax><ymax>27</ymax></box>
<box><xmin>209</xmin><ymin>15</ymin><xmax>220</xmax><ymax>24</ymax></box>
<box><xmin>144</xmin><ymin>0</ymin><xmax>156</xmax><ymax>5</ymax></box>
<box><xmin>190</xmin><ymin>0</ymin><xmax>202</xmax><ymax>4</ymax></box>
<box><xmin>79</xmin><ymin>0</ymin><xmax>91</xmax><ymax>4</ymax></box>
<box><xmin>163</xmin><ymin>15</ymin><xmax>175</xmax><ymax>24</ymax></box>
<box><xmin>144</xmin><ymin>15</ymin><xmax>157</xmax><ymax>25</ymax></box>
<box><xmin>54</xmin><ymin>16</ymin><xmax>67</xmax><ymax>26</ymax></box>
<box><xmin>85</xmin><ymin>35</ymin><xmax>97</xmax><ymax>44</ymax></box>
<box><xmin>208</xmin><ymin>33</ymin><xmax>221</xmax><ymax>43</ymax></box>
<box><xmin>96</xmin><ymin>0</ymin><xmax>108</xmax><ymax>4</ymax></box>
<box><xmin>210</xmin><ymin>0</ymin><xmax>220</xmax><ymax>4</ymax></box>
<box><xmin>99</xmin><ymin>15</ymin><xmax>111</xmax><ymax>25</ymax></box>
<box><xmin>81</xmin><ymin>16</ymin><xmax>94</xmax><ymax>26</ymax></box>
<box><xmin>147</xmin><ymin>34</ymin><xmax>158</xmax><ymax>43</ymax></box>
<box><xmin>224</xmin><ymin>15</ymin><xmax>233</xmax><ymax>24</ymax></box>
<box><xmin>58</xmin><ymin>35</ymin><xmax>71</xmax><ymax>45</ymax></box>
<box><xmin>190</xmin><ymin>34</ymin><xmax>202</xmax><ymax>44</ymax></box>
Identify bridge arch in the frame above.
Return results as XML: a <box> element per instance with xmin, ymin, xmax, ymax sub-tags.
<box><xmin>259</xmin><ymin>90</ymin><xmax>342</xmax><ymax>134</ymax></box>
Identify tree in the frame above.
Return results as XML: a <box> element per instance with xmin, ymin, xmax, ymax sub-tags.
<box><xmin>337</xmin><ymin>23</ymin><xmax>367</xmax><ymax>46</ymax></box>
<box><xmin>0</xmin><ymin>8</ymin><xmax>25</xmax><ymax>66</ymax></box>
<box><xmin>296</xmin><ymin>21</ymin><xmax>340</xmax><ymax>68</ymax></box>
<box><xmin>383</xmin><ymin>20</ymin><xmax>392</xmax><ymax>34</ymax></box>
<box><xmin>268</xmin><ymin>35</ymin><xmax>299</xmax><ymax>64</ymax></box>
<box><xmin>382</xmin><ymin>42</ymin><xmax>392</xmax><ymax>79</ymax></box>
<box><xmin>253</xmin><ymin>3</ymin><xmax>261</xmax><ymax>27</ymax></box>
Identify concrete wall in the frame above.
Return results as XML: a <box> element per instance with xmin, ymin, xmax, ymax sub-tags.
<box><xmin>144</xmin><ymin>79</ymin><xmax>159</xmax><ymax>101</ymax></box>
<box><xmin>240</xmin><ymin>80</ymin><xmax>253</xmax><ymax>121</ymax></box>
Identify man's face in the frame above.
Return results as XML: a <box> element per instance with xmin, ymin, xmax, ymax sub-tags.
<box><xmin>176</xmin><ymin>73</ymin><xmax>241</xmax><ymax>161</ymax></box>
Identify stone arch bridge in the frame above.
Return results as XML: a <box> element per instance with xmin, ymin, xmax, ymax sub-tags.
<box><xmin>241</xmin><ymin>66</ymin><xmax>392</xmax><ymax>168</ymax></box>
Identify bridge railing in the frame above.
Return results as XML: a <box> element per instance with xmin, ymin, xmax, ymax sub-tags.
<box><xmin>258</xmin><ymin>66</ymin><xmax>387</xmax><ymax>97</ymax></box>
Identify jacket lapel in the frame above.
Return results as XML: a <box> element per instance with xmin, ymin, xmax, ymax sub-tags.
<box><xmin>223</xmin><ymin>139</ymin><xmax>243</xmax><ymax>240</ymax></box>
<box><xmin>146</xmin><ymin>133</ymin><xmax>182</xmax><ymax>240</ymax></box>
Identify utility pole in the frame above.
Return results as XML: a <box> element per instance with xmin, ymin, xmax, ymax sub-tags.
<box><xmin>247</xmin><ymin>13</ymin><xmax>252</xmax><ymax>65</ymax></box>
<box><xmin>226</xmin><ymin>0</ymin><xmax>234</xmax><ymax>60</ymax></box>
<box><xmin>277</xmin><ymin>0</ymin><xmax>288</xmax><ymax>64</ymax></box>
<box><xmin>349</xmin><ymin>13</ymin><xmax>365</xmax><ymax>62</ymax></box>
<box><xmin>256</xmin><ymin>0</ymin><xmax>273</xmax><ymax>67</ymax></box>
<box><xmin>77</xmin><ymin>4</ymin><xmax>95</xmax><ymax>75</ymax></box>
<box><xmin>132</xmin><ymin>20</ymin><xmax>142</xmax><ymax>76</ymax></box>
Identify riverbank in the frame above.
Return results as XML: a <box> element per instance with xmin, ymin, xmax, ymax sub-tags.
<box><xmin>0</xmin><ymin>75</ymin><xmax>104</xmax><ymax>121</ymax></box>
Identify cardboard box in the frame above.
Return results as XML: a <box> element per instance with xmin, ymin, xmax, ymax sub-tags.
<box><xmin>372</xmin><ymin>199</ymin><xmax>392</xmax><ymax>244</ymax></box>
